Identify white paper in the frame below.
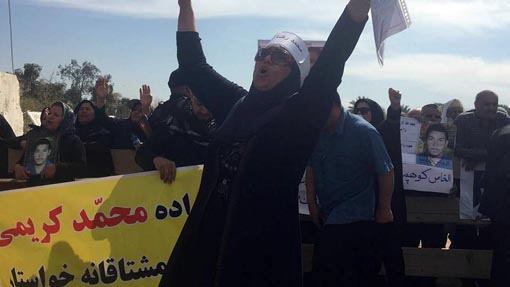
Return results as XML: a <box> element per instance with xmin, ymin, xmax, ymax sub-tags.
<box><xmin>400</xmin><ymin>117</ymin><xmax>455</xmax><ymax>194</ymax></box>
<box><xmin>298</xmin><ymin>173</ymin><xmax>309</xmax><ymax>215</ymax></box>
<box><xmin>460</xmin><ymin>162</ymin><xmax>486</xmax><ymax>219</ymax></box>
<box><xmin>371</xmin><ymin>0</ymin><xmax>411</xmax><ymax>65</ymax></box>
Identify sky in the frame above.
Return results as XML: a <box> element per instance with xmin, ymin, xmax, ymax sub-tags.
<box><xmin>1</xmin><ymin>0</ymin><xmax>510</xmax><ymax>110</ymax></box>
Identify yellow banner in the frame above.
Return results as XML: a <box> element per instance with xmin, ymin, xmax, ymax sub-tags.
<box><xmin>0</xmin><ymin>167</ymin><xmax>202</xmax><ymax>287</ymax></box>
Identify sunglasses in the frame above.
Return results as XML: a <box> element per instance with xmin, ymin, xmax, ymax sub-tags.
<box><xmin>254</xmin><ymin>47</ymin><xmax>293</xmax><ymax>66</ymax></box>
<box><xmin>354</xmin><ymin>107</ymin><xmax>371</xmax><ymax>115</ymax></box>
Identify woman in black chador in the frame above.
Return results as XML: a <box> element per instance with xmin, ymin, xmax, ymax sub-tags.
<box><xmin>160</xmin><ymin>0</ymin><xmax>371</xmax><ymax>286</ymax></box>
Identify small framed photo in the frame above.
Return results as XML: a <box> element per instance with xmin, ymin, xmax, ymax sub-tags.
<box><xmin>24</xmin><ymin>132</ymin><xmax>58</xmax><ymax>176</ymax></box>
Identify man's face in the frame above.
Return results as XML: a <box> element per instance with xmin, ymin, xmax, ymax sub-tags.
<box><xmin>33</xmin><ymin>144</ymin><xmax>50</xmax><ymax>166</ymax></box>
<box><xmin>421</xmin><ymin>107</ymin><xmax>441</xmax><ymax>124</ymax></box>
<box><xmin>426</xmin><ymin>130</ymin><xmax>447</xmax><ymax>158</ymax></box>
<box><xmin>475</xmin><ymin>93</ymin><xmax>498</xmax><ymax>120</ymax></box>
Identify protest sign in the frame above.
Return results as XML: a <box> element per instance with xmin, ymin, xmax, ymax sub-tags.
<box><xmin>401</xmin><ymin>117</ymin><xmax>454</xmax><ymax>194</ymax></box>
<box><xmin>0</xmin><ymin>168</ymin><xmax>202</xmax><ymax>287</ymax></box>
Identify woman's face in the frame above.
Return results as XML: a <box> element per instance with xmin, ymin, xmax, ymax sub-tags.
<box><xmin>41</xmin><ymin>108</ymin><xmax>50</xmax><ymax>128</ymax></box>
<box><xmin>354</xmin><ymin>101</ymin><xmax>372</xmax><ymax>123</ymax></box>
<box><xmin>447</xmin><ymin>106</ymin><xmax>463</xmax><ymax>121</ymax></box>
<box><xmin>130</xmin><ymin>104</ymin><xmax>143</xmax><ymax>123</ymax></box>
<box><xmin>46</xmin><ymin>105</ymin><xmax>64</xmax><ymax>131</ymax></box>
<box><xmin>77</xmin><ymin>102</ymin><xmax>95</xmax><ymax>125</ymax></box>
<box><xmin>252</xmin><ymin>47</ymin><xmax>293</xmax><ymax>91</ymax></box>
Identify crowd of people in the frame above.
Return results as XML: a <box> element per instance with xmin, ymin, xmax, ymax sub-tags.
<box><xmin>1</xmin><ymin>0</ymin><xmax>510</xmax><ymax>286</ymax></box>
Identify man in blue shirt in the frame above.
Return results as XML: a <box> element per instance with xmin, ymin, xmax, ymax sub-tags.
<box><xmin>306</xmin><ymin>96</ymin><xmax>394</xmax><ymax>287</ymax></box>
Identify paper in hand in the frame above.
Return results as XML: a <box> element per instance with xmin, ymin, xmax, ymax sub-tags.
<box><xmin>371</xmin><ymin>0</ymin><xmax>411</xmax><ymax>66</ymax></box>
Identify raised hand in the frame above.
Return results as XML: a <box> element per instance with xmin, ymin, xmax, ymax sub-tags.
<box><xmin>178</xmin><ymin>0</ymin><xmax>196</xmax><ymax>32</ymax></box>
<box><xmin>388</xmin><ymin>88</ymin><xmax>402</xmax><ymax>110</ymax></box>
<box><xmin>95</xmin><ymin>78</ymin><xmax>109</xmax><ymax>109</ymax></box>
<box><xmin>139</xmin><ymin>85</ymin><xmax>153</xmax><ymax>112</ymax></box>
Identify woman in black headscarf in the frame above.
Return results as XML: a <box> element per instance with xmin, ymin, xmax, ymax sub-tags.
<box><xmin>354</xmin><ymin>98</ymin><xmax>385</xmax><ymax>128</ymax></box>
<box><xmin>159</xmin><ymin>0</ymin><xmax>370</xmax><ymax>286</ymax></box>
<box><xmin>74</xmin><ymin>100</ymin><xmax>114</xmax><ymax>177</ymax></box>
<box><xmin>14</xmin><ymin>102</ymin><xmax>86</xmax><ymax>186</ymax></box>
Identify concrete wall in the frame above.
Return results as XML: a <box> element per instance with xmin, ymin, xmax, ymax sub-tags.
<box><xmin>0</xmin><ymin>72</ymin><xmax>23</xmax><ymax>136</ymax></box>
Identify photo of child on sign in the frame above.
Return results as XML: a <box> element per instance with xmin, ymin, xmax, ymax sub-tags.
<box><xmin>24</xmin><ymin>136</ymin><xmax>57</xmax><ymax>176</ymax></box>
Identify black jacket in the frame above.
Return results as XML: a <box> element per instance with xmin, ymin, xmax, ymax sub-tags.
<box><xmin>377</xmin><ymin>106</ymin><xmax>407</xmax><ymax>225</ymax></box>
<box><xmin>136</xmin><ymin>94</ymin><xmax>215</xmax><ymax>169</ymax></box>
<box><xmin>160</xmin><ymin>8</ymin><xmax>366</xmax><ymax>287</ymax></box>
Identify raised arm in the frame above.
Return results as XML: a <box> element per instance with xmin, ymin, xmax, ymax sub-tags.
<box><xmin>303</xmin><ymin>0</ymin><xmax>369</xmax><ymax>93</ymax></box>
<box><xmin>288</xmin><ymin>0</ymin><xmax>369</xmax><ymax>132</ymax></box>
<box><xmin>176</xmin><ymin>0</ymin><xmax>247</xmax><ymax>124</ymax></box>
<box><xmin>178</xmin><ymin>0</ymin><xmax>196</xmax><ymax>32</ymax></box>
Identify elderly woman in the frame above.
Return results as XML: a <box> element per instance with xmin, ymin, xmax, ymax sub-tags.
<box><xmin>160</xmin><ymin>0</ymin><xmax>371</xmax><ymax>286</ymax></box>
<box><xmin>14</xmin><ymin>102</ymin><xmax>86</xmax><ymax>186</ymax></box>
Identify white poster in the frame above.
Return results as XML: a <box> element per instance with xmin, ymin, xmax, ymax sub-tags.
<box><xmin>401</xmin><ymin>117</ymin><xmax>454</xmax><ymax>194</ymax></box>
<box><xmin>298</xmin><ymin>174</ymin><xmax>309</xmax><ymax>215</ymax></box>
<box><xmin>460</xmin><ymin>162</ymin><xmax>486</xmax><ymax>220</ymax></box>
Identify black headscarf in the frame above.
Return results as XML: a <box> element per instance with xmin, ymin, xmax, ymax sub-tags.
<box><xmin>74</xmin><ymin>100</ymin><xmax>109</xmax><ymax>142</ymax></box>
<box><xmin>216</xmin><ymin>63</ymin><xmax>301</xmax><ymax>143</ymax></box>
<box><xmin>51</xmin><ymin>101</ymin><xmax>75</xmax><ymax>134</ymax></box>
<box><xmin>354</xmin><ymin>98</ymin><xmax>385</xmax><ymax>128</ymax></box>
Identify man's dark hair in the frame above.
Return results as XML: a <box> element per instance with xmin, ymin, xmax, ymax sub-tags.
<box><xmin>32</xmin><ymin>138</ymin><xmax>52</xmax><ymax>152</ymax></box>
<box><xmin>425</xmin><ymin>123</ymin><xmax>448</xmax><ymax>139</ymax></box>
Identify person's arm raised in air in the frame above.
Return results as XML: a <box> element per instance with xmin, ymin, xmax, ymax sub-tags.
<box><xmin>176</xmin><ymin>0</ymin><xmax>247</xmax><ymax>124</ymax></box>
<box><xmin>291</xmin><ymin>0</ymin><xmax>370</xmax><ymax>131</ymax></box>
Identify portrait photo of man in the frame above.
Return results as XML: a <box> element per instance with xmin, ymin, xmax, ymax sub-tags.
<box><xmin>25</xmin><ymin>138</ymin><xmax>54</xmax><ymax>175</ymax></box>
<box><xmin>416</xmin><ymin>124</ymin><xmax>453</xmax><ymax>169</ymax></box>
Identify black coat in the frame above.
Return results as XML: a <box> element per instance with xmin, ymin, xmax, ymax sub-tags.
<box><xmin>75</xmin><ymin>102</ymin><xmax>115</xmax><ymax>178</ymax></box>
<box><xmin>377</xmin><ymin>106</ymin><xmax>407</xmax><ymax>225</ymax></box>
<box><xmin>160</xmin><ymin>8</ymin><xmax>366</xmax><ymax>287</ymax></box>
<box><xmin>136</xmin><ymin>94</ymin><xmax>215</xmax><ymax>169</ymax></box>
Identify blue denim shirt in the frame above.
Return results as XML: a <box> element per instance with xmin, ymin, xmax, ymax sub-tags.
<box><xmin>308</xmin><ymin>108</ymin><xmax>393</xmax><ymax>225</ymax></box>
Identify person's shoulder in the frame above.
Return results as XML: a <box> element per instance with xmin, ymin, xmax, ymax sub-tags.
<box><xmin>454</xmin><ymin>110</ymin><xmax>476</xmax><ymax>126</ymax></box>
<box><xmin>495</xmin><ymin>110</ymin><xmax>510</xmax><ymax>120</ymax></box>
<box><xmin>456</xmin><ymin>110</ymin><xmax>476</xmax><ymax>120</ymax></box>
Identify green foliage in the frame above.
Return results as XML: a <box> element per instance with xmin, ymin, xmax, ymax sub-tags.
<box><xmin>348</xmin><ymin>96</ymin><xmax>368</xmax><ymax>112</ymax></box>
<box><xmin>16</xmin><ymin>60</ymin><xmax>133</xmax><ymax>132</ymax></box>
<box><xmin>401</xmin><ymin>104</ymin><xmax>411</xmax><ymax>114</ymax></box>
